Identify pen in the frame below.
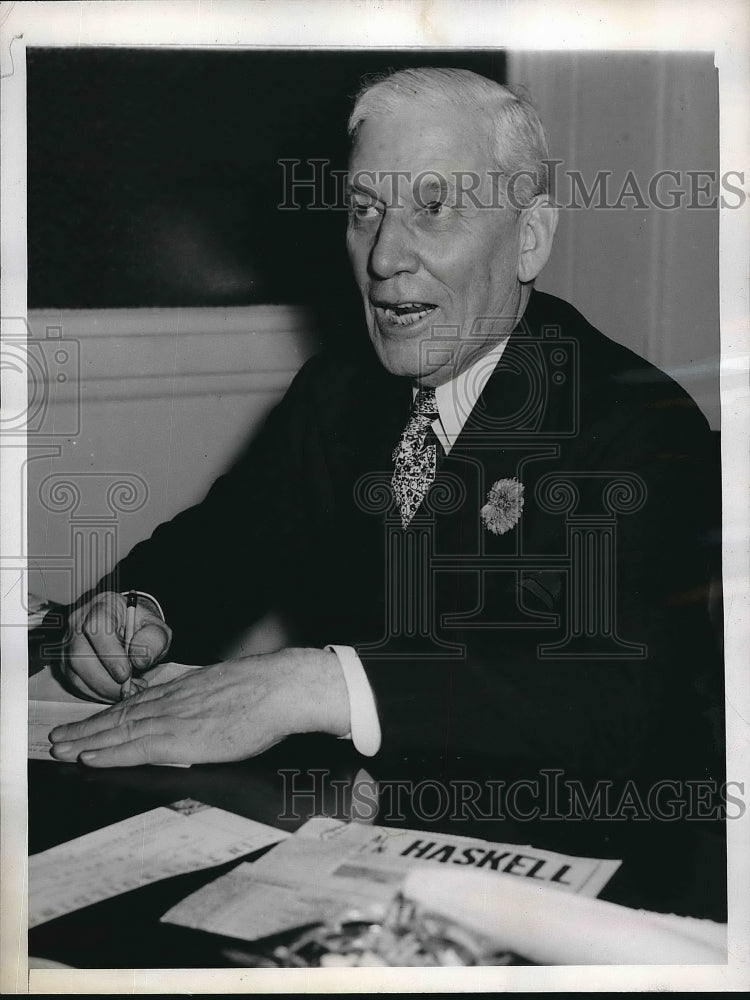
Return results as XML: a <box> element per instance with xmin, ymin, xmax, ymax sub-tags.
<box><xmin>121</xmin><ymin>591</ymin><xmax>138</xmax><ymax>700</ymax></box>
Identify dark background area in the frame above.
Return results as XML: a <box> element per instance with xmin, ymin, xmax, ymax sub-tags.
<box><xmin>27</xmin><ymin>47</ymin><xmax>507</xmax><ymax>312</ymax></box>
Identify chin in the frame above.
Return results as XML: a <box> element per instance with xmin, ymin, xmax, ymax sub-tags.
<box><xmin>371</xmin><ymin>339</ymin><xmax>426</xmax><ymax>380</ymax></box>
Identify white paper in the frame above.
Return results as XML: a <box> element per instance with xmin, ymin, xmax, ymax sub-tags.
<box><xmin>29</xmin><ymin>699</ymin><xmax>109</xmax><ymax>760</ymax></box>
<box><xmin>403</xmin><ymin>866</ymin><xmax>727</xmax><ymax>965</ymax></box>
<box><xmin>28</xmin><ymin>799</ymin><xmax>290</xmax><ymax>928</ymax></box>
<box><xmin>161</xmin><ymin>863</ymin><xmax>378</xmax><ymax>944</ymax></box>
<box><xmin>292</xmin><ymin>816</ymin><xmax>621</xmax><ymax>895</ymax></box>
<box><xmin>29</xmin><ymin>664</ymin><xmax>97</xmax><ymax>704</ymax></box>
<box><xmin>29</xmin><ymin>662</ymin><xmax>201</xmax><ymax>766</ymax></box>
<box><xmin>161</xmin><ymin>816</ymin><xmax>622</xmax><ymax>943</ymax></box>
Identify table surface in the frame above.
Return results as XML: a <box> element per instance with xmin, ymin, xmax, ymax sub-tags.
<box><xmin>27</xmin><ymin>613</ymin><xmax>727</xmax><ymax>968</ymax></box>
<box><xmin>28</xmin><ymin>730</ymin><xmax>728</xmax><ymax>970</ymax></box>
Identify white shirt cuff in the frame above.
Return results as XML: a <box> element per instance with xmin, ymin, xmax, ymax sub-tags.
<box><xmin>325</xmin><ymin>644</ymin><xmax>381</xmax><ymax>757</ymax></box>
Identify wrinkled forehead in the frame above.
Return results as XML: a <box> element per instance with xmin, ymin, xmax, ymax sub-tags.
<box><xmin>348</xmin><ymin>103</ymin><xmax>496</xmax><ymax>197</ymax></box>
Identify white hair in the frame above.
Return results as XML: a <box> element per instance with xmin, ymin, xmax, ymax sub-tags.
<box><xmin>348</xmin><ymin>67</ymin><xmax>551</xmax><ymax>207</ymax></box>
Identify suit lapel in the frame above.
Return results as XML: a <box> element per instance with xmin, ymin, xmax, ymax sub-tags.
<box><xmin>430</xmin><ymin>292</ymin><xmax>560</xmax><ymax>551</ymax></box>
<box><xmin>329</xmin><ymin>354</ymin><xmax>411</xmax><ymax>519</ymax></box>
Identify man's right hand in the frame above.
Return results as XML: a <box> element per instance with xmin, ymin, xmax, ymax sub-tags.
<box><xmin>61</xmin><ymin>592</ymin><xmax>172</xmax><ymax>702</ymax></box>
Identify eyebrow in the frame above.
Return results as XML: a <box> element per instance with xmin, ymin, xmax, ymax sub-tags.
<box><xmin>344</xmin><ymin>172</ymin><xmax>458</xmax><ymax>205</ymax></box>
<box><xmin>346</xmin><ymin>181</ymin><xmax>372</xmax><ymax>197</ymax></box>
<box><xmin>345</xmin><ymin>178</ymin><xmax>381</xmax><ymax>201</ymax></box>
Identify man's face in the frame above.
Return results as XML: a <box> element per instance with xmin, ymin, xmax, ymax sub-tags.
<box><xmin>346</xmin><ymin>102</ymin><xmax>526</xmax><ymax>387</ymax></box>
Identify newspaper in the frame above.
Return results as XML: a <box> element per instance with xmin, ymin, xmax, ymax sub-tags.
<box><xmin>161</xmin><ymin>815</ymin><xmax>621</xmax><ymax>943</ymax></box>
<box><xmin>29</xmin><ymin>799</ymin><xmax>290</xmax><ymax>928</ymax></box>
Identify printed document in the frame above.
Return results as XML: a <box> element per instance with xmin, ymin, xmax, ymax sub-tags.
<box><xmin>29</xmin><ymin>798</ymin><xmax>290</xmax><ymax>928</ymax></box>
<box><xmin>162</xmin><ymin>815</ymin><xmax>621</xmax><ymax>943</ymax></box>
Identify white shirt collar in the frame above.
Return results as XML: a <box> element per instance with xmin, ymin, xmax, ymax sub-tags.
<box><xmin>412</xmin><ymin>335</ymin><xmax>510</xmax><ymax>455</ymax></box>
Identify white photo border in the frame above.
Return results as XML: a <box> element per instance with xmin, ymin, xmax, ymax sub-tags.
<box><xmin>1</xmin><ymin>0</ymin><xmax>748</xmax><ymax>993</ymax></box>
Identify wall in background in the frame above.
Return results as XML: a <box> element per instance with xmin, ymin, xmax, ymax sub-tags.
<box><xmin>27</xmin><ymin>47</ymin><xmax>506</xmax><ymax>314</ymax></box>
<box><xmin>508</xmin><ymin>50</ymin><xmax>720</xmax><ymax>430</ymax></box>
<box><xmin>26</xmin><ymin>306</ymin><xmax>320</xmax><ymax>611</ymax></box>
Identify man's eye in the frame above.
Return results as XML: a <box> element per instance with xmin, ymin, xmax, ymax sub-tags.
<box><xmin>422</xmin><ymin>200</ymin><xmax>447</xmax><ymax>216</ymax></box>
<box><xmin>349</xmin><ymin>201</ymin><xmax>379</xmax><ymax>220</ymax></box>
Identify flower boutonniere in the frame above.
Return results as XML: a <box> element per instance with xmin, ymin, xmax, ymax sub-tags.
<box><xmin>480</xmin><ymin>477</ymin><xmax>524</xmax><ymax>535</ymax></box>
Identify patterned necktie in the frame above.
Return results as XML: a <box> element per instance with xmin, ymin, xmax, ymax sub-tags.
<box><xmin>391</xmin><ymin>387</ymin><xmax>439</xmax><ymax>528</ymax></box>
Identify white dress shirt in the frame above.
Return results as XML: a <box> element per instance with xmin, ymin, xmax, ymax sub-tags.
<box><xmin>332</xmin><ymin>335</ymin><xmax>511</xmax><ymax>756</ymax></box>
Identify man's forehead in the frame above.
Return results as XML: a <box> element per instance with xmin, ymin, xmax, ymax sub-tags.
<box><xmin>348</xmin><ymin>103</ymin><xmax>494</xmax><ymax>179</ymax></box>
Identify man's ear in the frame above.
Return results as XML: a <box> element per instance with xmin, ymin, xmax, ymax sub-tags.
<box><xmin>517</xmin><ymin>197</ymin><xmax>558</xmax><ymax>283</ymax></box>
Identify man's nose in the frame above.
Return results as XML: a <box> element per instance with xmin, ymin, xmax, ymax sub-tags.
<box><xmin>368</xmin><ymin>211</ymin><xmax>419</xmax><ymax>279</ymax></box>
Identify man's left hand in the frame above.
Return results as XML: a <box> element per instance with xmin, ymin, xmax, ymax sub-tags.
<box><xmin>49</xmin><ymin>648</ymin><xmax>350</xmax><ymax>767</ymax></box>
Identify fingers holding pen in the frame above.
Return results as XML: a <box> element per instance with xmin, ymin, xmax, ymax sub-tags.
<box><xmin>61</xmin><ymin>591</ymin><xmax>172</xmax><ymax>701</ymax></box>
<box><xmin>63</xmin><ymin>601</ymin><xmax>126</xmax><ymax>701</ymax></box>
<box><xmin>127</xmin><ymin>621</ymin><xmax>172</xmax><ymax>672</ymax></box>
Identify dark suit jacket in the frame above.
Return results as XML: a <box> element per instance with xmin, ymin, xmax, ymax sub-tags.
<box><xmin>94</xmin><ymin>291</ymin><xmax>723</xmax><ymax>784</ymax></box>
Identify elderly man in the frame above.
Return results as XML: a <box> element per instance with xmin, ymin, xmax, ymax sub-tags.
<box><xmin>50</xmin><ymin>68</ymin><xmax>720</xmax><ymax>786</ymax></box>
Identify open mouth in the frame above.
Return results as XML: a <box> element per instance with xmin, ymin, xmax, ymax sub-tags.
<box><xmin>374</xmin><ymin>301</ymin><xmax>438</xmax><ymax>327</ymax></box>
